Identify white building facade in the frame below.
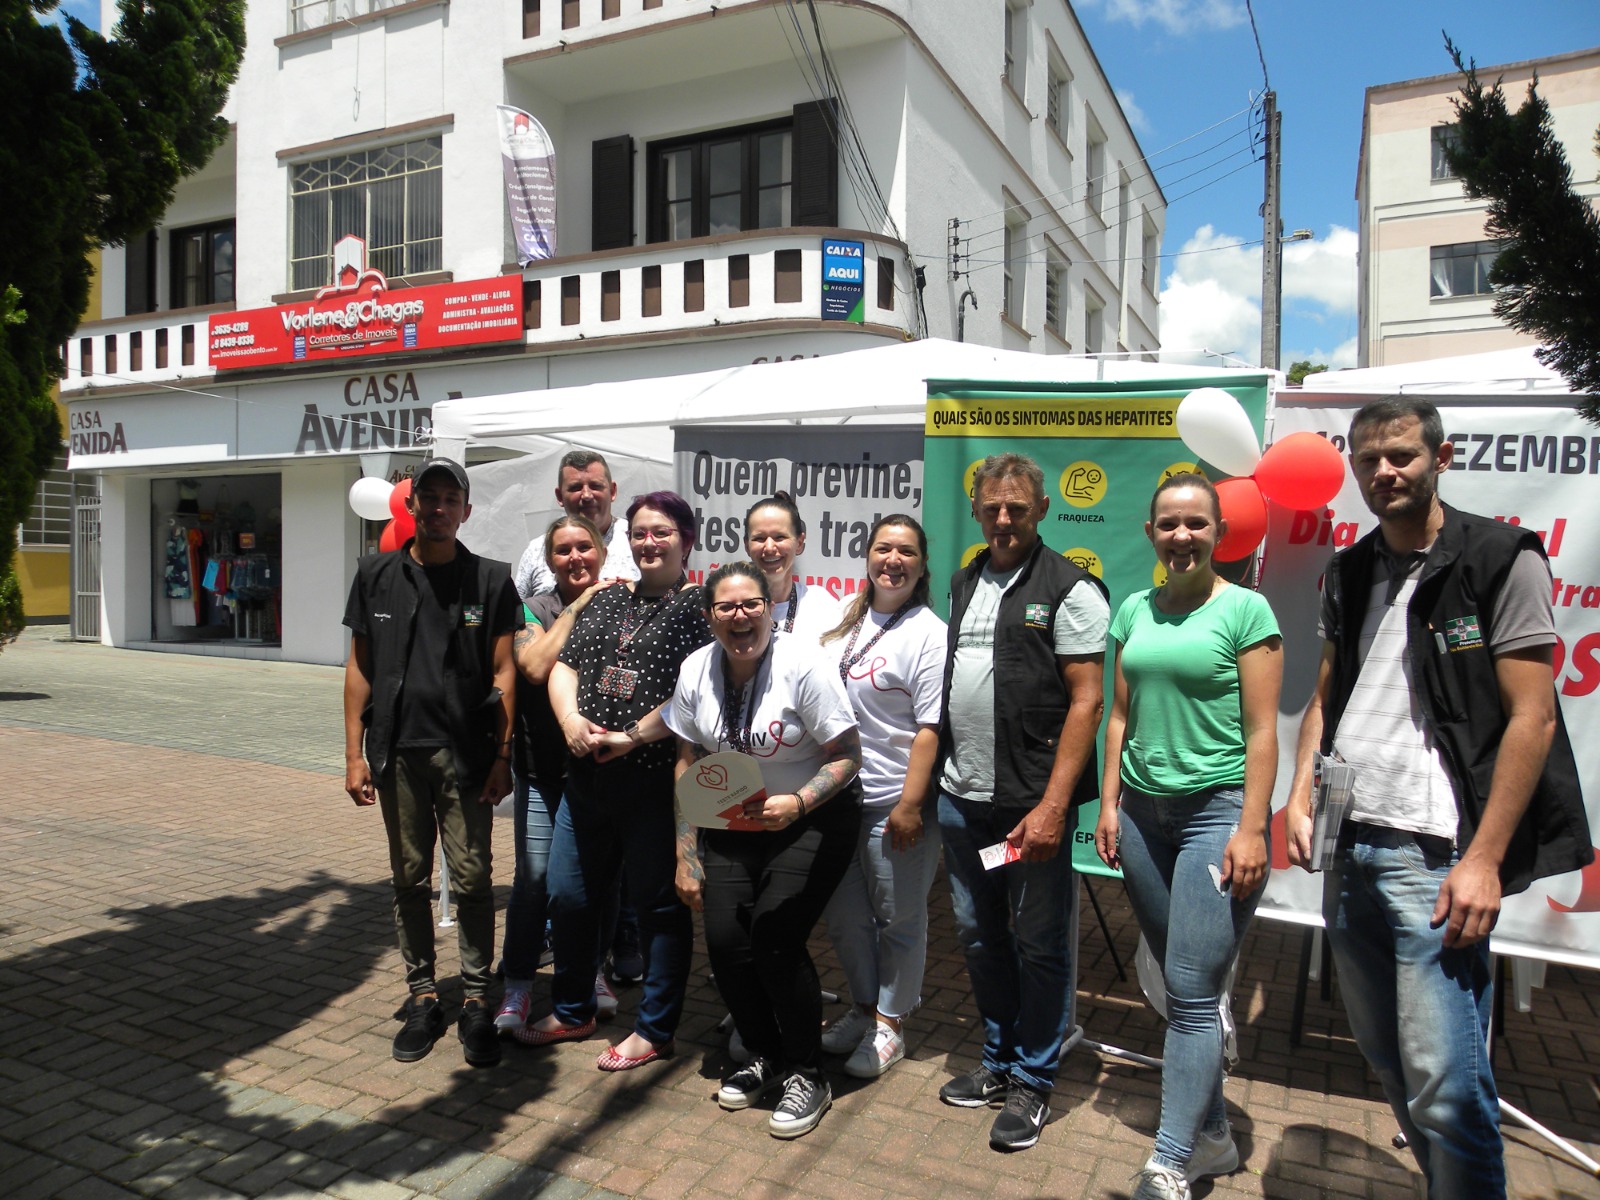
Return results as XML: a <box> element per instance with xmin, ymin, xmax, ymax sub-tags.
<box><xmin>66</xmin><ymin>0</ymin><xmax>1163</xmax><ymax>664</ymax></box>
<box><xmin>1356</xmin><ymin>46</ymin><xmax>1600</xmax><ymax>368</ymax></box>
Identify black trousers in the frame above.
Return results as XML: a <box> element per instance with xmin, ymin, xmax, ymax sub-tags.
<box><xmin>702</xmin><ymin>786</ymin><xmax>861</xmax><ymax>1072</ymax></box>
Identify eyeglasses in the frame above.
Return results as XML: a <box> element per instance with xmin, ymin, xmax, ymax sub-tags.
<box><xmin>710</xmin><ymin>598</ymin><xmax>769</xmax><ymax>619</ymax></box>
<box><xmin>629</xmin><ymin>526</ymin><xmax>679</xmax><ymax>543</ymax></box>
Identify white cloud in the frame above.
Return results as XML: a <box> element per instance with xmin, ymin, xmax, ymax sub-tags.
<box><xmin>1158</xmin><ymin>224</ymin><xmax>1358</xmax><ymax>366</ymax></box>
<box><xmin>1116</xmin><ymin>89</ymin><xmax>1153</xmax><ymax>136</ymax></box>
<box><xmin>1081</xmin><ymin>0</ymin><xmax>1246</xmax><ymax>35</ymax></box>
<box><xmin>1283</xmin><ymin>225</ymin><xmax>1357</xmax><ymax>312</ymax></box>
<box><xmin>1284</xmin><ymin>337</ymin><xmax>1358</xmax><ymax>372</ymax></box>
<box><xmin>1158</xmin><ymin>274</ymin><xmax>1261</xmax><ymax>364</ymax></box>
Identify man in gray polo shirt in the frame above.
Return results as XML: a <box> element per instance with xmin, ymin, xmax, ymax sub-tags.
<box><xmin>1286</xmin><ymin>397</ymin><xmax>1589</xmax><ymax>1199</ymax></box>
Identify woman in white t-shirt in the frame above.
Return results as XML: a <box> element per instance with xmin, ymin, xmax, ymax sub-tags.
<box><xmin>816</xmin><ymin>515</ymin><xmax>948</xmax><ymax>1079</ymax></box>
<box><xmin>744</xmin><ymin>492</ymin><xmax>846</xmax><ymax>648</ymax></box>
<box><xmin>665</xmin><ymin>561</ymin><xmax>862</xmax><ymax>1141</ymax></box>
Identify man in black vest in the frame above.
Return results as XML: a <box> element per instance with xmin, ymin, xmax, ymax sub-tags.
<box><xmin>1286</xmin><ymin>397</ymin><xmax>1589</xmax><ymax>1198</ymax></box>
<box><xmin>934</xmin><ymin>452</ymin><xmax>1108</xmax><ymax>1151</ymax></box>
<box><xmin>344</xmin><ymin>458</ymin><xmax>522</xmax><ymax>1068</ymax></box>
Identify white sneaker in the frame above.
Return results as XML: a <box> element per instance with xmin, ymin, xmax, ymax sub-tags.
<box><xmin>1186</xmin><ymin>1126</ymin><xmax>1239</xmax><ymax>1183</ymax></box>
<box><xmin>843</xmin><ymin>1022</ymin><xmax>905</xmax><ymax>1078</ymax></box>
<box><xmin>594</xmin><ymin>972</ymin><xmax>619</xmax><ymax>1018</ymax></box>
<box><xmin>494</xmin><ymin>987</ymin><xmax>532</xmax><ymax>1032</ymax></box>
<box><xmin>819</xmin><ymin>1007</ymin><xmax>874</xmax><ymax>1055</ymax></box>
<box><xmin>1130</xmin><ymin>1160</ymin><xmax>1191</xmax><ymax>1200</ymax></box>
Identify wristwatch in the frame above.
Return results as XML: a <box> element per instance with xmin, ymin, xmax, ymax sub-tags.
<box><xmin>624</xmin><ymin>720</ymin><xmax>643</xmax><ymax>744</ymax></box>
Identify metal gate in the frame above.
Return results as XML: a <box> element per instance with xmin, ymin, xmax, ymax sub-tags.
<box><xmin>71</xmin><ymin>485</ymin><xmax>101</xmax><ymax>641</ymax></box>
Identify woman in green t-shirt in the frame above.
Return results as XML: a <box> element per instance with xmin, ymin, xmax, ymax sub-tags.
<box><xmin>1095</xmin><ymin>473</ymin><xmax>1283</xmax><ymax>1200</ymax></box>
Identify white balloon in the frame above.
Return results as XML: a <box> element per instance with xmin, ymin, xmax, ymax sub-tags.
<box><xmin>1176</xmin><ymin>387</ymin><xmax>1262</xmax><ymax>477</ymax></box>
<box><xmin>349</xmin><ymin>476</ymin><xmax>396</xmax><ymax>522</ymax></box>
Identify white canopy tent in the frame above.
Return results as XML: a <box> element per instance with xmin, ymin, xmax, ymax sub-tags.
<box><xmin>430</xmin><ymin>337</ymin><xmax>1273</xmax><ymax>461</ymax></box>
<box><xmin>1299</xmin><ymin>345</ymin><xmax>1572</xmax><ymax>397</ymax></box>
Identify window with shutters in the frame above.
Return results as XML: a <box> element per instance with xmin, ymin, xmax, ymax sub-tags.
<box><xmin>646</xmin><ymin>120</ymin><xmax>794</xmax><ymax>243</ymax></box>
<box><xmin>1044</xmin><ymin>249</ymin><xmax>1066</xmax><ymax>338</ymax></box>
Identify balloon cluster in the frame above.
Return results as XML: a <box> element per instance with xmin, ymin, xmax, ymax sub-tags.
<box><xmin>348</xmin><ymin>476</ymin><xmax>415</xmax><ymax>551</ymax></box>
<box><xmin>1176</xmin><ymin>387</ymin><xmax>1346</xmax><ymax>562</ymax></box>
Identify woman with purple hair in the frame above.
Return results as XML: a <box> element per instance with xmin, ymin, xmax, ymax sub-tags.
<box><xmin>523</xmin><ymin>491</ymin><xmax>711</xmax><ymax>1071</ymax></box>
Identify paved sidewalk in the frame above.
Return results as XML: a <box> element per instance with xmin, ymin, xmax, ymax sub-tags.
<box><xmin>1</xmin><ymin>627</ymin><xmax>1596</xmax><ymax>1199</ymax></box>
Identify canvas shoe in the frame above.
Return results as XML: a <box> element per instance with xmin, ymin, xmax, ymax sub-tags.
<box><xmin>1185</xmin><ymin>1126</ymin><xmax>1239</xmax><ymax>1182</ymax></box>
<box><xmin>938</xmin><ymin>1064</ymin><xmax>1008</xmax><ymax>1108</ymax></box>
<box><xmin>768</xmin><ymin>1071</ymin><xmax>832</xmax><ymax>1139</ymax></box>
<box><xmin>988</xmin><ymin>1081</ymin><xmax>1050</xmax><ymax>1151</ymax></box>
<box><xmin>594</xmin><ymin>972</ymin><xmax>619</xmax><ymax>1018</ymax></box>
<box><xmin>494</xmin><ymin>986</ymin><xmax>532</xmax><ymax>1032</ymax></box>
<box><xmin>819</xmin><ymin>1007</ymin><xmax>874</xmax><ymax>1055</ymax></box>
<box><xmin>843</xmin><ymin>1022</ymin><xmax>905</xmax><ymax>1079</ymax></box>
<box><xmin>391</xmin><ymin>995</ymin><xmax>445</xmax><ymax>1062</ymax></box>
<box><xmin>717</xmin><ymin>1056</ymin><xmax>782</xmax><ymax>1111</ymax></box>
<box><xmin>1130</xmin><ymin>1160</ymin><xmax>1192</xmax><ymax>1200</ymax></box>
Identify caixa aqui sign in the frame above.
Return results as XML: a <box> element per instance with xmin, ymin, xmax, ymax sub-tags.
<box><xmin>209</xmin><ymin>235</ymin><xmax>524</xmax><ymax>369</ymax></box>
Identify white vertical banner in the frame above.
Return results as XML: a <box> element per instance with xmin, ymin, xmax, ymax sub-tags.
<box><xmin>497</xmin><ymin>106</ymin><xmax>557</xmax><ymax>265</ymax></box>
<box><xmin>1259</xmin><ymin>395</ymin><xmax>1600</xmax><ymax>969</ymax></box>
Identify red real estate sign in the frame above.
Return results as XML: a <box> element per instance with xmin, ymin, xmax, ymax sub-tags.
<box><xmin>209</xmin><ymin>275</ymin><xmax>525</xmax><ymax>369</ymax></box>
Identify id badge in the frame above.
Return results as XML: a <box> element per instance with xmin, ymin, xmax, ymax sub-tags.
<box><xmin>596</xmin><ymin>665</ymin><xmax>638</xmax><ymax>699</ymax></box>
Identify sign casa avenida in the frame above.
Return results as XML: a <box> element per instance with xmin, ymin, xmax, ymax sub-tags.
<box><xmin>209</xmin><ymin>235</ymin><xmax>524</xmax><ymax>369</ymax></box>
<box><xmin>293</xmin><ymin>371</ymin><xmax>435</xmax><ymax>455</ymax></box>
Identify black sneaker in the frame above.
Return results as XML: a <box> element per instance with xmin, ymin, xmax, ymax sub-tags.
<box><xmin>939</xmin><ymin>1064</ymin><xmax>1008</xmax><ymax>1108</ymax></box>
<box><xmin>989</xmin><ymin>1081</ymin><xmax>1050</xmax><ymax>1151</ymax></box>
<box><xmin>609</xmin><ymin>927</ymin><xmax>644</xmax><ymax>985</ymax></box>
<box><xmin>768</xmin><ymin>1071</ymin><xmax>831</xmax><ymax>1140</ymax></box>
<box><xmin>392</xmin><ymin>995</ymin><xmax>445</xmax><ymax>1062</ymax></box>
<box><xmin>717</xmin><ymin>1055</ymin><xmax>782</xmax><ymax>1111</ymax></box>
<box><xmin>458</xmin><ymin>999</ymin><xmax>502</xmax><ymax>1068</ymax></box>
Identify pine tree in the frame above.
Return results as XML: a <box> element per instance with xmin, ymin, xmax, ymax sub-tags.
<box><xmin>1442</xmin><ymin>36</ymin><xmax>1600</xmax><ymax>421</ymax></box>
<box><xmin>0</xmin><ymin>0</ymin><xmax>244</xmax><ymax>614</ymax></box>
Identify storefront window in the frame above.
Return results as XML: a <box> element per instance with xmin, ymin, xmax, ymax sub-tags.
<box><xmin>153</xmin><ymin>474</ymin><xmax>283</xmax><ymax>646</ymax></box>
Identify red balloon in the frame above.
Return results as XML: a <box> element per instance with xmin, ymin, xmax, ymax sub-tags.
<box><xmin>388</xmin><ymin>477</ymin><xmax>413</xmax><ymax>522</ymax></box>
<box><xmin>378</xmin><ymin>519</ymin><xmax>402</xmax><ymax>553</ymax></box>
<box><xmin>1215</xmin><ymin>477</ymin><xmax>1268</xmax><ymax>561</ymax></box>
<box><xmin>1255</xmin><ymin>432</ymin><xmax>1346</xmax><ymax>511</ymax></box>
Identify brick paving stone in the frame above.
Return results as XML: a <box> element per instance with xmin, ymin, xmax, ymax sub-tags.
<box><xmin>4</xmin><ymin>630</ymin><xmax>1600</xmax><ymax>1200</ymax></box>
<box><xmin>325</xmin><ymin>1173</ymin><xmax>418</xmax><ymax>1200</ymax></box>
<box><xmin>55</xmin><ymin>1176</ymin><xmax>145</xmax><ymax>1200</ymax></box>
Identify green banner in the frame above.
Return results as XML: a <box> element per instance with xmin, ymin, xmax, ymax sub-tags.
<box><xmin>923</xmin><ymin>377</ymin><xmax>1271</xmax><ymax>877</ymax></box>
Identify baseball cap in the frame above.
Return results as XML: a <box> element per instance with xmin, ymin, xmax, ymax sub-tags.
<box><xmin>414</xmin><ymin>457</ymin><xmax>470</xmax><ymax>501</ymax></box>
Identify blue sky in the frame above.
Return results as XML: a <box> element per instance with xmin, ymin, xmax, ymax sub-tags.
<box><xmin>1074</xmin><ymin>0</ymin><xmax>1599</xmax><ymax>370</ymax></box>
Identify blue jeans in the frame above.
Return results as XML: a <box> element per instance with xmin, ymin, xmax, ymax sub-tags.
<box><xmin>546</xmin><ymin>758</ymin><xmax>692</xmax><ymax>1046</ymax></box>
<box><xmin>1117</xmin><ymin>786</ymin><xmax>1262</xmax><ymax>1171</ymax></box>
<box><xmin>823</xmin><ymin>805</ymin><xmax>943</xmax><ymax>1020</ymax></box>
<box><xmin>500</xmin><ymin>774</ymin><xmax>561</xmax><ymax>985</ymax></box>
<box><xmin>937</xmin><ymin>792</ymin><xmax>1076</xmax><ymax>1093</ymax></box>
<box><xmin>1323</xmin><ymin>824</ymin><xmax>1503</xmax><ymax>1199</ymax></box>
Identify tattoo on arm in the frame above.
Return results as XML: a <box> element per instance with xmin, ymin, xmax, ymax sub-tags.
<box><xmin>674</xmin><ymin>801</ymin><xmax>704</xmax><ymax>881</ymax></box>
<box><xmin>513</xmin><ymin>628</ymin><xmax>536</xmax><ymax>651</ymax></box>
<box><xmin>797</xmin><ymin>728</ymin><xmax>861</xmax><ymax>809</ymax></box>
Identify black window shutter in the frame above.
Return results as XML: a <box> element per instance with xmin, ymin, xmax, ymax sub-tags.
<box><xmin>792</xmin><ymin>99</ymin><xmax>839</xmax><ymax>227</ymax></box>
<box><xmin>125</xmin><ymin>229</ymin><xmax>157</xmax><ymax>315</ymax></box>
<box><xmin>591</xmin><ymin>135</ymin><xmax>635</xmax><ymax>251</ymax></box>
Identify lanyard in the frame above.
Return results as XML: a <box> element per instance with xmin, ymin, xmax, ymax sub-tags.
<box><xmin>773</xmin><ymin>580</ymin><xmax>802</xmax><ymax>633</ymax></box>
<box><xmin>838</xmin><ymin>601</ymin><xmax>915</xmax><ymax>684</ymax></box>
<box><xmin>615</xmin><ymin>573</ymin><xmax>686</xmax><ymax>663</ymax></box>
<box><xmin>720</xmin><ymin>644</ymin><xmax>774</xmax><ymax>754</ymax></box>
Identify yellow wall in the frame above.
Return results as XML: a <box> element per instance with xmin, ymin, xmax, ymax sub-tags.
<box><xmin>17</xmin><ymin>388</ymin><xmax>72</xmax><ymax>621</ymax></box>
<box><xmin>16</xmin><ymin>548</ymin><xmax>70</xmax><ymax>621</ymax></box>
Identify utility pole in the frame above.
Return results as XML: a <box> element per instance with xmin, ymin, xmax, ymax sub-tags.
<box><xmin>1259</xmin><ymin>91</ymin><xmax>1283</xmax><ymax>371</ymax></box>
